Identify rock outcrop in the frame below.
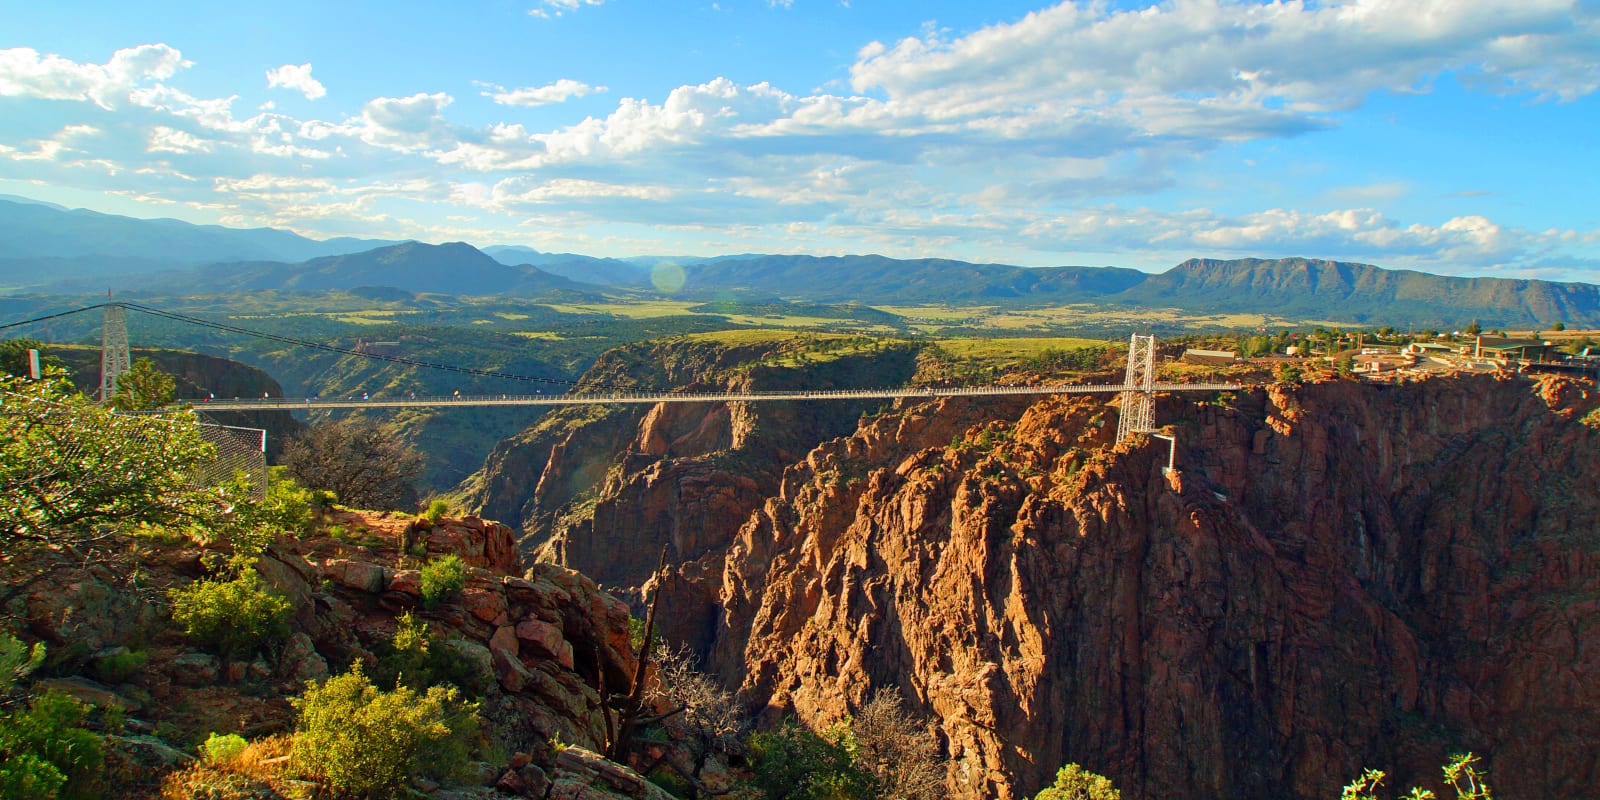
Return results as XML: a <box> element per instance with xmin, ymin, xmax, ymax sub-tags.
<box><xmin>457</xmin><ymin>334</ymin><xmax>922</xmax><ymax>650</ymax></box>
<box><xmin>9</xmin><ymin>509</ymin><xmax>647</xmax><ymax>798</ymax></box>
<box><xmin>715</xmin><ymin>373</ymin><xmax>1600</xmax><ymax>799</ymax></box>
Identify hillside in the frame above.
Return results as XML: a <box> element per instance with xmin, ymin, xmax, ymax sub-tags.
<box><xmin>0</xmin><ymin>197</ymin><xmax>392</xmax><ymax>288</ymax></box>
<box><xmin>143</xmin><ymin>241</ymin><xmax>598</xmax><ymax>298</ymax></box>
<box><xmin>483</xmin><ymin>245</ymin><xmax>651</xmax><ymax>288</ymax></box>
<box><xmin>1117</xmin><ymin>257</ymin><xmax>1600</xmax><ymax>328</ymax></box>
<box><xmin>680</xmin><ymin>253</ymin><xmax>1146</xmax><ymax>304</ymax></box>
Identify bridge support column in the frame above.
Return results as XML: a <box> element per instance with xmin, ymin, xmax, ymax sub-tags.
<box><xmin>1116</xmin><ymin>333</ymin><xmax>1156</xmax><ymax>444</ymax></box>
<box><xmin>100</xmin><ymin>303</ymin><xmax>131</xmax><ymax>404</ymax></box>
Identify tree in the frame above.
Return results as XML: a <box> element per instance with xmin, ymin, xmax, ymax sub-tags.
<box><xmin>1276</xmin><ymin>362</ymin><xmax>1303</xmax><ymax>385</ymax></box>
<box><xmin>1033</xmin><ymin>763</ymin><xmax>1120</xmax><ymax>800</ymax></box>
<box><xmin>108</xmin><ymin>357</ymin><xmax>175</xmax><ymax>412</ymax></box>
<box><xmin>1465</xmin><ymin>321</ymin><xmax>1482</xmax><ymax>336</ymax></box>
<box><xmin>747</xmin><ymin>721</ymin><xmax>875</xmax><ymax>800</ymax></box>
<box><xmin>643</xmin><ymin>642</ymin><xmax>745</xmax><ymax>796</ymax></box>
<box><xmin>0</xmin><ymin>338</ymin><xmax>64</xmax><ymax>379</ymax></box>
<box><xmin>1552</xmin><ymin>321</ymin><xmax>1566</xmax><ymax>331</ymax></box>
<box><xmin>279</xmin><ymin>418</ymin><xmax>422</xmax><ymax>510</ymax></box>
<box><xmin>849</xmin><ymin>689</ymin><xmax>945</xmax><ymax>800</ymax></box>
<box><xmin>0</xmin><ymin>371</ymin><xmax>217</xmax><ymax>546</ymax></box>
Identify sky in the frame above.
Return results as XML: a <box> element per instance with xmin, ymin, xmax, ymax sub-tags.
<box><xmin>1</xmin><ymin>0</ymin><xmax>1598</xmax><ymax>280</ymax></box>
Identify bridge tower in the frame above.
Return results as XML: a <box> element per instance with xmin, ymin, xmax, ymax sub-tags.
<box><xmin>1115</xmin><ymin>333</ymin><xmax>1156</xmax><ymax>444</ymax></box>
<box><xmin>100</xmin><ymin>302</ymin><xmax>131</xmax><ymax>404</ymax></box>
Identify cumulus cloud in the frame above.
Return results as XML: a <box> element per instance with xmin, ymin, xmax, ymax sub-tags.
<box><xmin>481</xmin><ymin>78</ymin><xmax>604</xmax><ymax>106</ymax></box>
<box><xmin>147</xmin><ymin>125</ymin><xmax>213</xmax><ymax>154</ymax></box>
<box><xmin>265</xmin><ymin>63</ymin><xmax>326</xmax><ymax>100</ymax></box>
<box><xmin>3</xmin><ymin>4</ymin><xmax>1598</xmax><ymax>278</ymax></box>
<box><xmin>0</xmin><ymin>44</ymin><xmax>189</xmax><ymax>109</ymax></box>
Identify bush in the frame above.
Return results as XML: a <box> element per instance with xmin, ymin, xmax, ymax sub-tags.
<box><xmin>290</xmin><ymin>664</ymin><xmax>478</xmax><ymax>800</ymax></box>
<box><xmin>1343</xmin><ymin>752</ymin><xmax>1494</xmax><ymax>800</ymax></box>
<box><xmin>746</xmin><ymin>720</ymin><xmax>874</xmax><ymax>800</ymax></box>
<box><xmin>419</xmin><ymin>554</ymin><xmax>466</xmax><ymax>608</ymax></box>
<box><xmin>201</xmin><ymin>733</ymin><xmax>248</xmax><ymax>766</ymax></box>
<box><xmin>849</xmin><ymin>690</ymin><xmax>945</xmax><ymax>800</ymax></box>
<box><xmin>91</xmin><ymin>650</ymin><xmax>147</xmax><ymax>684</ymax></box>
<box><xmin>372</xmin><ymin>612</ymin><xmax>485</xmax><ymax>695</ymax></box>
<box><xmin>422</xmin><ymin>499</ymin><xmax>450</xmax><ymax>524</ymax></box>
<box><xmin>0</xmin><ymin>689</ymin><xmax>104</xmax><ymax>800</ymax></box>
<box><xmin>2</xmin><ymin>632</ymin><xmax>46</xmax><ymax>694</ymax></box>
<box><xmin>1033</xmin><ymin>763</ymin><xmax>1120</xmax><ymax>800</ymax></box>
<box><xmin>169</xmin><ymin>572</ymin><xmax>293</xmax><ymax>661</ymax></box>
<box><xmin>158</xmin><ymin>765</ymin><xmax>263</xmax><ymax>800</ymax></box>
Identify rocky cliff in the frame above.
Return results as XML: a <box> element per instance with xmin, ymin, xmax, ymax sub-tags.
<box><xmin>456</xmin><ymin>334</ymin><xmax>922</xmax><ymax>604</ymax></box>
<box><xmin>718</xmin><ymin>373</ymin><xmax>1600</xmax><ymax>799</ymax></box>
<box><xmin>11</xmin><ymin>509</ymin><xmax>664</xmax><ymax>798</ymax></box>
<box><xmin>458</xmin><ymin>329</ymin><xmax>1600</xmax><ymax>799</ymax></box>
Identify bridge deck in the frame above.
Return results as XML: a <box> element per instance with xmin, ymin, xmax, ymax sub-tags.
<box><xmin>186</xmin><ymin>382</ymin><xmax>1242</xmax><ymax>411</ymax></box>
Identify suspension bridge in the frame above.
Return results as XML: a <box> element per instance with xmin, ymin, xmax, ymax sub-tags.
<box><xmin>4</xmin><ymin>302</ymin><xmax>1240</xmax><ymax>446</ymax></box>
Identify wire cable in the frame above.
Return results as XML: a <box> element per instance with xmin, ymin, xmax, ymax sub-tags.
<box><xmin>3</xmin><ymin>301</ymin><xmax>654</xmax><ymax>393</ymax></box>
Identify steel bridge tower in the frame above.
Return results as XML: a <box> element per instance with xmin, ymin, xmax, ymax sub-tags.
<box><xmin>1116</xmin><ymin>333</ymin><xmax>1156</xmax><ymax>444</ymax></box>
<box><xmin>100</xmin><ymin>303</ymin><xmax>131</xmax><ymax>404</ymax></box>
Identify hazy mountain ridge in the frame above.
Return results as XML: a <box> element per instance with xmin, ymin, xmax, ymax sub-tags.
<box><xmin>679</xmin><ymin>253</ymin><xmax>1147</xmax><ymax>303</ymax></box>
<box><xmin>0</xmin><ymin>197</ymin><xmax>396</xmax><ymax>287</ymax></box>
<box><xmin>7</xmin><ymin>196</ymin><xmax>1600</xmax><ymax>326</ymax></box>
<box><xmin>1120</xmin><ymin>257</ymin><xmax>1600</xmax><ymax>328</ymax></box>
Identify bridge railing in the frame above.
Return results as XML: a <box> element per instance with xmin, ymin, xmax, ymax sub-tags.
<box><xmin>183</xmin><ymin>381</ymin><xmax>1243</xmax><ymax>411</ymax></box>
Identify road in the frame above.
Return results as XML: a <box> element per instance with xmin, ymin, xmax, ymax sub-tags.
<box><xmin>187</xmin><ymin>382</ymin><xmax>1243</xmax><ymax>411</ymax></box>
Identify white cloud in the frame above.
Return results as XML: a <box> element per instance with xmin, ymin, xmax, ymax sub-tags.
<box><xmin>147</xmin><ymin>125</ymin><xmax>213</xmax><ymax>154</ymax></box>
<box><xmin>481</xmin><ymin>78</ymin><xmax>604</xmax><ymax>106</ymax></box>
<box><xmin>0</xmin><ymin>44</ymin><xmax>189</xmax><ymax>109</ymax></box>
<box><xmin>265</xmin><ymin>63</ymin><xmax>326</xmax><ymax>100</ymax></box>
<box><xmin>528</xmin><ymin>0</ymin><xmax>603</xmax><ymax>19</ymax></box>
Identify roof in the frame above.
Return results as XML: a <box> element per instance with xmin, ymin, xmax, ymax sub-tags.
<box><xmin>1183</xmin><ymin>349</ymin><xmax>1237</xmax><ymax>358</ymax></box>
<box><xmin>1478</xmin><ymin>339</ymin><xmax>1552</xmax><ymax>350</ymax></box>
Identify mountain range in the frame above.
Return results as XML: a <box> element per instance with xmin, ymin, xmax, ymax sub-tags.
<box><xmin>4</xmin><ymin>196</ymin><xmax>1598</xmax><ymax>328</ymax></box>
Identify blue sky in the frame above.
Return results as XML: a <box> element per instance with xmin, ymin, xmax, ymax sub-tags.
<box><xmin>2</xmin><ymin>0</ymin><xmax>1597</xmax><ymax>280</ymax></box>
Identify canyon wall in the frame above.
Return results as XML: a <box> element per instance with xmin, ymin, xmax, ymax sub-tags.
<box><xmin>719</xmin><ymin>374</ymin><xmax>1600</xmax><ymax>799</ymax></box>
<box><xmin>464</xmin><ymin>332</ymin><xmax>1600</xmax><ymax>799</ymax></box>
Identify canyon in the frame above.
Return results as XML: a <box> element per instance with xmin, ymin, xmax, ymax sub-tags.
<box><xmin>462</xmin><ymin>336</ymin><xmax>1600</xmax><ymax>799</ymax></box>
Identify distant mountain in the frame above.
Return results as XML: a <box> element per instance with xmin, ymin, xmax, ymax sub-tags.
<box><xmin>482</xmin><ymin>245</ymin><xmax>649</xmax><ymax>287</ymax></box>
<box><xmin>678</xmin><ymin>254</ymin><xmax>1147</xmax><ymax>304</ymax></box>
<box><xmin>0</xmin><ymin>196</ymin><xmax>396</xmax><ymax>288</ymax></box>
<box><xmin>0</xmin><ymin>194</ymin><xmax>68</xmax><ymax>210</ymax></box>
<box><xmin>90</xmin><ymin>241</ymin><xmax>598</xmax><ymax>298</ymax></box>
<box><xmin>1116</xmin><ymin>257</ymin><xmax>1600</xmax><ymax>328</ymax></box>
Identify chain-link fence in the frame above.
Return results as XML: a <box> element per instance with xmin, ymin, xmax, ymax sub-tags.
<box><xmin>191</xmin><ymin>419</ymin><xmax>269</xmax><ymax>501</ymax></box>
<box><xmin>1</xmin><ymin>390</ymin><xmax>268</xmax><ymax>505</ymax></box>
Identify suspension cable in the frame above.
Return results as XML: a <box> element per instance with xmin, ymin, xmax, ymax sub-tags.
<box><xmin>2</xmin><ymin>302</ymin><xmax>650</xmax><ymax>393</ymax></box>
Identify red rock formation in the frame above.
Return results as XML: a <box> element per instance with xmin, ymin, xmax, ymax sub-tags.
<box><xmin>715</xmin><ymin>374</ymin><xmax>1600</xmax><ymax>800</ymax></box>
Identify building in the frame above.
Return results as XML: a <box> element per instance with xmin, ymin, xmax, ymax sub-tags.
<box><xmin>1474</xmin><ymin>337</ymin><xmax>1557</xmax><ymax>362</ymax></box>
<box><xmin>1181</xmin><ymin>348</ymin><xmax>1237</xmax><ymax>366</ymax></box>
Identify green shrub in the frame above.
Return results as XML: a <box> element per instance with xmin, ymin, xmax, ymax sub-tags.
<box><xmin>372</xmin><ymin>612</ymin><xmax>484</xmax><ymax>695</ymax></box>
<box><xmin>1343</xmin><ymin>752</ymin><xmax>1495</xmax><ymax>800</ymax></box>
<box><xmin>746</xmin><ymin>720</ymin><xmax>875</xmax><ymax>800</ymax></box>
<box><xmin>422</xmin><ymin>499</ymin><xmax>451</xmax><ymax>524</ymax></box>
<box><xmin>201</xmin><ymin>733</ymin><xmax>249</xmax><ymax>766</ymax></box>
<box><xmin>419</xmin><ymin>555</ymin><xmax>466</xmax><ymax>608</ymax></box>
<box><xmin>290</xmin><ymin>664</ymin><xmax>478</xmax><ymax>800</ymax></box>
<box><xmin>2</xmin><ymin>632</ymin><xmax>46</xmax><ymax>694</ymax></box>
<box><xmin>91</xmin><ymin>650</ymin><xmax>147</xmax><ymax>684</ymax></box>
<box><xmin>1033</xmin><ymin>763</ymin><xmax>1120</xmax><ymax>800</ymax></box>
<box><xmin>169</xmin><ymin>573</ymin><xmax>293</xmax><ymax>660</ymax></box>
<box><xmin>0</xmin><ymin>690</ymin><xmax>104</xmax><ymax>800</ymax></box>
